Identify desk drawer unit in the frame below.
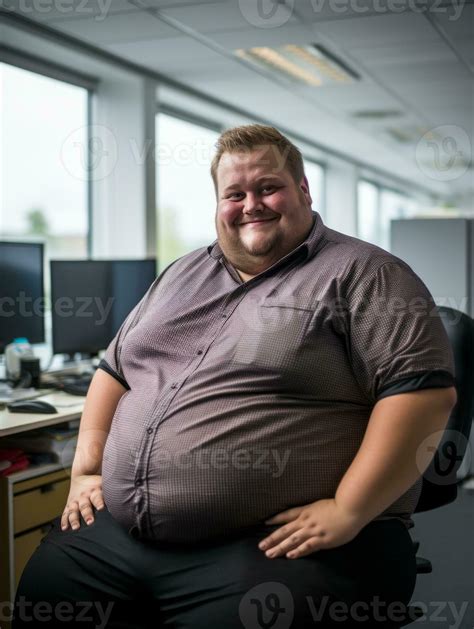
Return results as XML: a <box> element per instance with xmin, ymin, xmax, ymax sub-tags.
<box><xmin>14</xmin><ymin>474</ymin><xmax>70</xmax><ymax>534</ymax></box>
<box><xmin>0</xmin><ymin>464</ymin><xmax>73</xmax><ymax>629</ymax></box>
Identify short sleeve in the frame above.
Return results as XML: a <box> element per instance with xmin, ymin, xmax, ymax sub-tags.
<box><xmin>98</xmin><ymin>297</ymin><xmax>146</xmax><ymax>389</ymax></box>
<box><xmin>346</xmin><ymin>261</ymin><xmax>455</xmax><ymax>403</ymax></box>
<box><xmin>97</xmin><ymin>257</ymin><xmax>183</xmax><ymax>388</ymax></box>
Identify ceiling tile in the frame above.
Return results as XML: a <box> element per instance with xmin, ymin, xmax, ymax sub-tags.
<box><xmin>452</xmin><ymin>36</ymin><xmax>474</xmax><ymax>65</ymax></box>
<box><xmin>431</xmin><ymin>4</ymin><xmax>474</xmax><ymax>37</ymax></box>
<box><xmin>136</xmin><ymin>0</ymin><xmax>226</xmax><ymax>7</ymax></box>
<box><xmin>293</xmin><ymin>0</ymin><xmax>381</xmax><ymax>23</ymax></box>
<box><xmin>312</xmin><ymin>13</ymin><xmax>439</xmax><ymax>47</ymax></box>
<box><xmin>369</xmin><ymin>58</ymin><xmax>472</xmax><ymax>84</ymax></box>
<box><xmin>156</xmin><ymin>0</ymin><xmax>298</xmax><ymax>33</ymax></box>
<box><xmin>106</xmin><ymin>35</ymin><xmax>226</xmax><ymax>72</ymax></box>
<box><xmin>300</xmin><ymin>82</ymin><xmax>401</xmax><ymax>114</ymax></box>
<box><xmin>47</xmin><ymin>11</ymin><xmax>179</xmax><ymax>44</ymax></box>
<box><xmin>2</xmin><ymin>0</ymin><xmax>137</xmax><ymax>22</ymax></box>
<box><xmin>349</xmin><ymin>40</ymin><xmax>457</xmax><ymax>65</ymax></box>
<box><xmin>209</xmin><ymin>22</ymin><xmax>319</xmax><ymax>50</ymax></box>
<box><xmin>394</xmin><ymin>77</ymin><xmax>473</xmax><ymax>107</ymax></box>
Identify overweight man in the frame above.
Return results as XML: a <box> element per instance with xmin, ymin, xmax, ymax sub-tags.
<box><xmin>13</xmin><ymin>125</ymin><xmax>456</xmax><ymax>629</ymax></box>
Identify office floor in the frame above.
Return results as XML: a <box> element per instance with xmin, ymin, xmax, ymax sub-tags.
<box><xmin>407</xmin><ymin>483</ymin><xmax>474</xmax><ymax>629</ymax></box>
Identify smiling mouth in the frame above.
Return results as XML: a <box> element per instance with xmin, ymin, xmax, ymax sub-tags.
<box><xmin>240</xmin><ymin>218</ymin><xmax>277</xmax><ymax>225</ymax></box>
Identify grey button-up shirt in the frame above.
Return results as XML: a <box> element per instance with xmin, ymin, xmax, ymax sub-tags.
<box><xmin>99</xmin><ymin>211</ymin><xmax>455</xmax><ymax>543</ymax></box>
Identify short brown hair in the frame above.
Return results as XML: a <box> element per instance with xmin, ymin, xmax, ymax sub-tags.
<box><xmin>210</xmin><ymin>124</ymin><xmax>304</xmax><ymax>190</ymax></box>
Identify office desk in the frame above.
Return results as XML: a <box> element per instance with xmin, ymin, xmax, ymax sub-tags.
<box><xmin>0</xmin><ymin>391</ymin><xmax>85</xmax><ymax>437</ymax></box>
<box><xmin>0</xmin><ymin>392</ymin><xmax>85</xmax><ymax>627</ymax></box>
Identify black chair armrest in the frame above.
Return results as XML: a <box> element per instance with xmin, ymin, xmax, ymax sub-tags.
<box><xmin>416</xmin><ymin>556</ymin><xmax>433</xmax><ymax>574</ymax></box>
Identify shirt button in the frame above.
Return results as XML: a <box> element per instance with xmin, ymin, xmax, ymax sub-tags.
<box><xmin>135</xmin><ymin>478</ymin><xmax>143</xmax><ymax>487</ymax></box>
<box><xmin>171</xmin><ymin>383</ymin><xmax>177</xmax><ymax>389</ymax></box>
<box><xmin>222</xmin><ymin>313</ymin><xmax>227</xmax><ymax>318</ymax></box>
<box><xmin>147</xmin><ymin>427</ymin><xmax>153</xmax><ymax>435</ymax></box>
<box><xmin>197</xmin><ymin>350</ymin><xmax>203</xmax><ymax>355</ymax></box>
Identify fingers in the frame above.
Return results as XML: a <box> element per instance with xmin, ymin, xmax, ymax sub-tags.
<box><xmin>286</xmin><ymin>536</ymin><xmax>325</xmax><ymax>558</ymax></box>
<box><xmin>61</xmin><ymin>500</ymin><xmax>79</xmax><ymax>531</ymax></box>
<box><xmin>61</xmin><ymin>489</ymin><xmax>105</xmax><ymax>531</ymax></box>
<box><xmin>265</xmin><ymin>530</ymin><xmax>326</xmax><ymax>558</ymax></box>
<box><xmin>258</xmin><ymin>522</ymin><xmax>301</xmax><ymax>552</ymax></box>
<box><xmin>265</xmin><ymin>506</ymin><xmax>303</xmax><ymax>524</ymax></box>
<box><xmin>90</xmin><ymin>488</ymin><xmax>105</xmax><ymax>511</ymax></box>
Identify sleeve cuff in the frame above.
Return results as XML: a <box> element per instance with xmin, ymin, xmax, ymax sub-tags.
<box><xmin>97</xmin><ymin>359</ymin><xmax>130</xmax><ymax>390</ymax></box>
<box><xmin>376</xmin><ymin>370</ymin><xmax>455</xmax><ymax>401</ymax></box>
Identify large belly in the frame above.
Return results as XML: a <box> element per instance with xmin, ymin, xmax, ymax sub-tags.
<box><xmin>102</xmin><ymin>401</ymin><xmax>368</xmax><ymax>543</ymax></box>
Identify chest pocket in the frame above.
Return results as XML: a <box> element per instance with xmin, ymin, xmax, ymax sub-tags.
<box><xmin>232</xmin><ymin>302</ymin><xmax>314</xmax><ymax>370</ymax></box>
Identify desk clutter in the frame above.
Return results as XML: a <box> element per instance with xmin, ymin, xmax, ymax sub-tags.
<box><xmin>0</xmin><ymin>418</ymin><xmax>80</xmax><ymax>474</ymax></box>
<box><xmin>0</xmin><ymin>448</ymin><xmax>30</xmax><ymax>476</ymax></box>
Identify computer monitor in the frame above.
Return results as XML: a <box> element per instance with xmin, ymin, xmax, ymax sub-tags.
<box><xmin>0</xmin><ymin>241</ymin><xmax>45</xmax><ymax>353</ymax></box>
<box><xmin>50</xmin><ymin>259</ymin><xmax>156</xmax><ymax>358</ymax></box>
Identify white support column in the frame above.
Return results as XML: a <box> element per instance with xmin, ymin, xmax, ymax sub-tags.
<box><xmin>91</xmin><ymin>74</ymin><xmax>157</xmax><ymax>259</ymax></box>
<box><xmin>324</xmin><ymin>159</ymin><xmax>358</xmax><ymax>237</ymax></box>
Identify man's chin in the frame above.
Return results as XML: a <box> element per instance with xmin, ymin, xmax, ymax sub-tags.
<box><xmin>242</xmin><ymin>245</ymin><xmax>274</xmax><ymax>258</ymax></box>
<box><xmin>240</xmin><ymin>236</ymin><xmax>276</xmax><ymax>257</ymax></box>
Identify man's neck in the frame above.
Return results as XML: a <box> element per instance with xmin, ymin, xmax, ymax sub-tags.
<box><xmin>236</xmin><ymin>269</ymin><xmax>255</xmax><ymax>283</ymax></box>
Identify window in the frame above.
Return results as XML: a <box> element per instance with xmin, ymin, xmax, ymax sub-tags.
<box><xmin>379</xmin><ymin>189</ymin><xmax>418</xmax><ymax>252</ymax></box>
<box><xmin>304</xmin><ymin>159</ymin><xmax>325</xmax><ymax>218</ymax></box>
<box><xmin>155</xmin><ymin>113</ymin><xmax>219</xmax><ymax>273</ymax></box>
<box><xmin>357</xmin><ymin>180</ymin><xmax>379</xmax><ymax>246</ymax></box>
<box><xmin>357</xmin><ymin>180</ymin><xmax>420</xmax><ymax>251</ymax></box>
<box><xmin>0</xmin><ymin>62</ymin><xmax>89</xmax><ymax>259</ymax></box>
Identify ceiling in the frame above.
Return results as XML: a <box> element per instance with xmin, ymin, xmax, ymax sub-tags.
<box><xmin>2</xmin><ymin>0</ymin><xmax>473</xmax><ymax>200</ymax></box>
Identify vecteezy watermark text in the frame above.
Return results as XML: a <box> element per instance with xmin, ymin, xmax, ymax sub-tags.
<box><xmin>239</xmin><ymin>584</ymin><xmax>469</xmax><ymax>629</ymax></box>
<box><xmin>140</xmin><ymin>446</ymin><xmax>292</xmax><ymax>479</ymax></box>
<box><xmin>3</xmin><ymin>597</ymin><xmax>114</xmax><ymax>628</ymax></box>
<box><xmin>237</xmin><ymin>0</ymin><xmax>466</xmax><ymax>28</ymax></box>
<box><xmin>2</xmin><ymin>0</ymin><xmax>114</xmax><ymax>22</ymax></box>
<box><xmin>0</xmin><ymin>292</ymin><xmax>114</xmax><ymax>326</ymax></box>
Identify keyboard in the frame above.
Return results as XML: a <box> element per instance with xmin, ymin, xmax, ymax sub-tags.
<box><xmin>55</xmin><ymin>375</ymin><xmax>92</xmax><ymax>397</ymax></box>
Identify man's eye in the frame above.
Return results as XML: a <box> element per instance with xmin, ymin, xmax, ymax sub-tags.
<box><xmin>261</xmin><ymin>186</ymin><xmax>276</xmax><ymax>194</ymax></box>
<box><xmin>228</xmin><ymin>192</ymin><xmax>243</xmax><ymax>199</ymax></box>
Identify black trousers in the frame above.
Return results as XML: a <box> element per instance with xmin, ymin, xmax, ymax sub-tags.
<box><xmin>11</xmin><ymin>506</ymin><xmax>417</xmax><ymax>629</ymax></box>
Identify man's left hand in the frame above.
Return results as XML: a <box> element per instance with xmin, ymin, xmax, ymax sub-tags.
<box><xmin>258</xmin><ymin>498</ymin><xmax>366</xmax><ymax>559</ymax></box>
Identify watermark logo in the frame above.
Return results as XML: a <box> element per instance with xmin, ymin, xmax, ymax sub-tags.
<box><xmin>238</xmin><ymin>0</ymin><xmax>295</xmax><ymax>28</ymax></box>
<box><xmin>237</xmin><ymin>0</ymin><xmax>467</xmax><ymax>23</ymax></box>
<box><xmin>416</xmin><ymin>429</ymin><xmax>470</xmax><ymax>486</ymax></box>
<box><xmin>415</xmin><ymin>125</ymin><xmax>471</xmax><ymax>182</ymax></box>
<box><xmin>61</xmin><ymin>125</ymin><xmax>118</xmax><ymax>182</ymax></box>
<box><xmin>239</xmin><ymin>582</ymin><xmax>294</xmax><ymax>629</ymax></box>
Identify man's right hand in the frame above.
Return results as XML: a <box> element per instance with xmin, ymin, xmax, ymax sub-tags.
<box><xmin>61</xmin><ymin>474</ymin><xmax>105</xmax><ymax>531</ymax></box>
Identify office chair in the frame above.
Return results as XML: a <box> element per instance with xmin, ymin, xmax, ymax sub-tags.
<box><xmin>397</xmin><ymin>306</ymin><xmax>474</xmax><ymax>627</ymax></box>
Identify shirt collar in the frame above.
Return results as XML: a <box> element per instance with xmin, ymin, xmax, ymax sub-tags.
<box><xmin>207</xmin><ymin>210</ymin><xmax>326</xmax><ymax>263</ymax></box>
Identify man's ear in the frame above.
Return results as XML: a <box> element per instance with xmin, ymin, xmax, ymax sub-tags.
<box><xmin>300</xmin><ymin>175</ymin><xmax>313</xmax><ymax>206</ymax></box>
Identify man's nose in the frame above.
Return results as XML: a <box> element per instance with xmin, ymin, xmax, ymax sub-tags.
<box><xmin>243</xmin><ymin>193</ymin><xmax>264</xmax><ymax>214</ymax></box>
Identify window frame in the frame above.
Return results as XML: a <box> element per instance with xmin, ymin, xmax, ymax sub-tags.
<box><xmin>357</xmin><ymin>177</ymin><xmax>421</xmax><ymax>249</ymax></box>
<box><xmin>0</xmin><ymin>50</ymin><xmax>96</xmax><ymax>257</ymax></box>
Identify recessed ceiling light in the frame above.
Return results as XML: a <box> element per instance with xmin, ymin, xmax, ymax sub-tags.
<box><xmin>235</xmin><ymin>43</ymin><xmax>359</xmax><ymax>87</ymax></box>
<box><xmin>352</xmin><ymin>110</ymin><xmax>403</xmax><ymax>120</ymax></box>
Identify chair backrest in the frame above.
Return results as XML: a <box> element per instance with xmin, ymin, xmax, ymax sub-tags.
<box><xmin>415</xmin><ymin>306</ymin><xmax>474</xmax><ymax>513</ymax></box>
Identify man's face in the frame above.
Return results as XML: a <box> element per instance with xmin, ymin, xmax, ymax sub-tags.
<box><xmin>215</xmin><ymin>146</ymin><xmax>313</xmax><ymax>279</ymax></box>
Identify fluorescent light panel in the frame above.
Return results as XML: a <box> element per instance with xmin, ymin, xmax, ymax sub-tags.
<box><xmin>236</xmin><ymin>44</ymin><xmax>359</xmax><ymax>87</ymax></box>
